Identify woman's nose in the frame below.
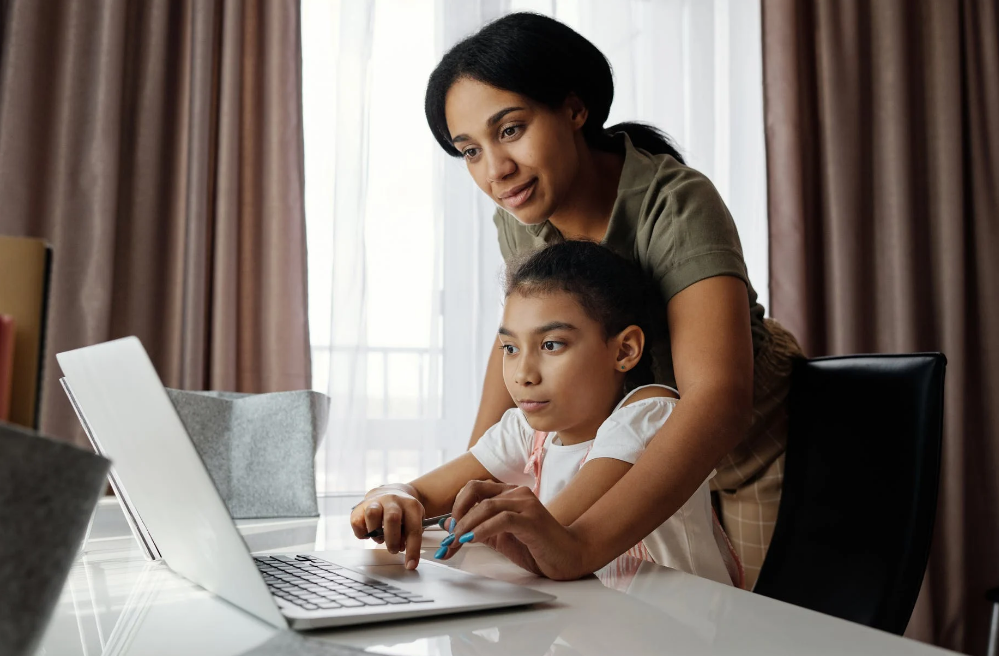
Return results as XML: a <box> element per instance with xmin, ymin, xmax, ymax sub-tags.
<box><xmin>486</xmin><ymin>149</ymin><xmax>516</xmax><ymax>183</ymax></box>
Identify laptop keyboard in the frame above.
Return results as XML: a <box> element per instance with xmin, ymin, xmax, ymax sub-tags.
<box><xmin>254</xmin><ymin>554</ymin><xmax>433</xmax><ymax>611</ymax></box>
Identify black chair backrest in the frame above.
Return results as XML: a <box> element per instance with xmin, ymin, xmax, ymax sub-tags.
<box><xmin>753</xmin><ymin>353</ymin><xmax>946</xmax><ymax>635</ymax></box>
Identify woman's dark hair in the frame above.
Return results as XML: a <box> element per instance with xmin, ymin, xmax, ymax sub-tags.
<box><xmin>505</xmin><ymin>240</ymin><xmax>661</xmax><ymax>391</ymax></box>
<box><xmin>425</xmin><ymin>12</ymin><xmax>684</xmax><ymax>163</ymax></box>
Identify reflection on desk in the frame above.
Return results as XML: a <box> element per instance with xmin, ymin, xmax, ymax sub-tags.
<box><xmin>38</xmin><ymin>496</ymin><xmax>958</xmax><ymax>656</ymax></box>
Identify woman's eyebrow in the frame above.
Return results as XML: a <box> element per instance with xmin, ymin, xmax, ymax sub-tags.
<box><xmin>451</xmin><ymin>106</ymin><xmax>526</xmax><ymax>144</ymax></box>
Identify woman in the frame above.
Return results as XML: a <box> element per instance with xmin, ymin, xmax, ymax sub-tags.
<box><xmin>420</xmin><ymin>12</ymin><xmax>801</xmax><ymax>587</ymax></box>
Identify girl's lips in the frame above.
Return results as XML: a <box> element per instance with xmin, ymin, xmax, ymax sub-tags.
<box><xmin>518</xmin><ymin>400</ymin><xmax>549</xmax><ymax>413</ymax></box>
<box><xmin>502</xmin><ymin>179</ymin><xmax>537</xmax><ymax>209</ymax></box>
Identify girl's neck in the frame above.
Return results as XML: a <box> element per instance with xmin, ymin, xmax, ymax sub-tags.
<box><xmin>547</xmin><ymin>141</ymin><xmax>624</xmax><ymax>243</ymax></box>
<box><xmin>554</xmin><ymin>390</ymin><xmax>625</xmax><ymax>446</ymax></box>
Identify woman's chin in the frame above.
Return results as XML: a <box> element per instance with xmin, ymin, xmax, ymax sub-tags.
<box><xmin>504</xmin><ymin>204</ymin><xmax>549</xmax><ymax>227</ymax></box>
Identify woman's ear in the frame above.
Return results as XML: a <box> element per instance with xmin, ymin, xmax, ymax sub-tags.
<box><xmin>613</xmin><ymin>325</ymin><xmax>645</xmax><ymax>373</ymax></box>
<box><xmin>564</xmin><ymin>93</ymin><xmax>588</xmax><ymax>130</ymax></box>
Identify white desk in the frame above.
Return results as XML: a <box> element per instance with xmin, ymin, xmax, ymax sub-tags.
<box><xmin>37</xmin><ymin>496</ymin><xmax>956</xmax><ymax>656</ymax></box>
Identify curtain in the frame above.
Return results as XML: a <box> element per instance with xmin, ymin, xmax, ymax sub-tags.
<box><xmin>303</xmin><ymin>0</ymin><xmax>769</xmax><ymax>493</ymax></box>
<box><xmin>0</xmin><ymin>0</ymin><xmax>311</xmax><ymax>448</ymax></box>
<box><xmin>763</xmin><ymin>0</ymin><xmax>999</xmax><ymax>653</ymax></box>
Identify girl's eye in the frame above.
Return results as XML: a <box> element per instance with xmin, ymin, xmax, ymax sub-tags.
<box><xmin>501</xmin><ymin>124</ymin><xmax>521</xmax><ymax>139</ymax></box>
<box><xmin>462</xmin><ymin>147</ymin><xmax>479</xmax><ymax>160</ymax></box>
<box><xmin>541</xmin><ymin>341</ymin><xmax>564</xmax><ymax>352</ymax></box>
<box><xmin>500</xmin><ymin>344</ymin><xmax>519</xmax><ymax>355</ymax></box>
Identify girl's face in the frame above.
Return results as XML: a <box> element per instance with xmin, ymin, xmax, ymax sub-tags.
<box><xmin>498</xmin><ymin>290</ymin><xmax>641</xmax><ymax>440</ymax></box>
<box><xmin>444</xmin><ymin>77</ymin><xmax>587</xmax><ymax>226</ymax></box>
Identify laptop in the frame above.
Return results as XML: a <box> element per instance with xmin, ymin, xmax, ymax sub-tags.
<box><xmin>57</xmin><ymin>337</ymin><xmax>554</xmax><ymax>630</ymax></box>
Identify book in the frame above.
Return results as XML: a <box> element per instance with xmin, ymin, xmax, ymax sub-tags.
<box><xmin>0</xmin><ymin>314</ymin><xmax>14</xmax><ymax>421</ymax></box>
<box><xmin>0</xmin><ymin>236</ymin><xmax>52</xmax><ymax>429</ymax></box>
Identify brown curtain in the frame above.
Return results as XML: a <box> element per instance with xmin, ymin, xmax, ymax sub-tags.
<box><xmin>0</xmin><ymin>0</ymin><xmax>311</xmax><ymax>447</ymax></box>
<box><xmin>763</xmin><ymin>0</ymin><xmax>999</xmax><ymax>653</ymax></box>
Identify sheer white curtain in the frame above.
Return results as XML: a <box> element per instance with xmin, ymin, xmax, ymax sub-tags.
<box><xmin>302</xmin><ymin>0</ymin><xmax>768</xmax><ymax>494</ymax></box>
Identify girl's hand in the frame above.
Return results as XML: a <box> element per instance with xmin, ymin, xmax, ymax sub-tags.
<box><xmin>349</xmin><ymin>487</ymin><xmax>425</xmax><ymax>570</ymax></box>
<box><xmin>436</xmin><ymin>481</ymin><xmax>587</xmax><ymax>580</ymax></box>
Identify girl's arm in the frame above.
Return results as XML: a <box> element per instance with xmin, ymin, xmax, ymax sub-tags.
<box><xmin>467</xmin><ymin>336</ymin><xmax>517</xmax><ymax>448</ymax></box>
<box><xmin>349</xmin><ymin>453</ymin><xmax>495</xmax><ymax>569</ymax></box>
<box><xmin>442</xmin><ymin>276</ymin><xmax>753</xmax><ymax>579</ymax></box>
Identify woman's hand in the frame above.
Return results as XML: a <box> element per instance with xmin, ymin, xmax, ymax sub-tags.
<box><xmin>436</xmin><ymin>481</ymin><xmax>588</xmax><ymax>580</ymax></box>
<box><xmin>349</xmin><ymin>486</ymin><xmax>425</xmax><ymax>570</ymax></box>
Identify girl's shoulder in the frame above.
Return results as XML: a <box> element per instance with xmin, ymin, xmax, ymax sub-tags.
<box><xmin>614</xmin><ymin>384</ymin><xmax>680</xmax><ymax>412</ymax></box>
<box><xmin>588</xmin><ymin>386</ymin><xmax>680</xmax><ymax>458</ymax></box>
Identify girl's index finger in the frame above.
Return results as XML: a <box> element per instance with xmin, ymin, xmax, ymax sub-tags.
<box><xmin>451</xmin><ymin>480</ymin><xmax>518</xmax><ymax>522</ymax></box>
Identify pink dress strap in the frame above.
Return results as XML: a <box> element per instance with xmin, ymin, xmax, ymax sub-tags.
<box><xmin>524</xmin><ymin>430</ymin><xmax>548</xmax><ymax>497</ymax></box>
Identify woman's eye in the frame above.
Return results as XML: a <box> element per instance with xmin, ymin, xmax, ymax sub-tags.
<box><xmin>501</xmin><ymin>125</ymin><xmax>520</xmax><ymax>138</ymax></box>
<box><xmin>541</xmin><ymin>341</ymin><xmax>564</xmax><ymax>352</ymax></box>
<box><xmin>501</xmin><ymin>344</ymin><xmax>518</xmax><ymax>355</ymax></box>
<box><xmin>462</xmin><ymin>147</ymin><xmax>479</xmax><ymax>160</ymax></box>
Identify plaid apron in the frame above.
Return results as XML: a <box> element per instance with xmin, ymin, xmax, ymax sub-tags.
<box><xmin>711</xmin><ymin>318</ymin><xmax>804</xmax><ymax>589</ymax></box>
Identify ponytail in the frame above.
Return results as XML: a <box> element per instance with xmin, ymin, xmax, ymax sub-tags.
<box><xmin>597</xmin><ymin>122</ymin><xmax>685</xmax><ymax>164</ymax></box>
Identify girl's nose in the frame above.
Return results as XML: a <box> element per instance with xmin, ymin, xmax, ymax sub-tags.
<box><xmin>515</xmin><ymin>356</ymin><xmax>540</xmax><ymax>386</ymax></box>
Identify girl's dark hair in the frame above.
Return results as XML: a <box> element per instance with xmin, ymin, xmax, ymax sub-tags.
<box><xmin>505</xmin><ymin>240</ymin><xmax>661</xmax><ymax>391</ymax></box>
<box><xmin>426</xmin><ymin>12</ymin><xmax>684</xmax><ymax>164</ymax></box>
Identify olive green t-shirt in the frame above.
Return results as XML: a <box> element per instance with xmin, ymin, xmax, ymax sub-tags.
<box><xmin>492</xmin><ymin>132</ymin><xmax>768</xmax><ymax>389</ymax></box>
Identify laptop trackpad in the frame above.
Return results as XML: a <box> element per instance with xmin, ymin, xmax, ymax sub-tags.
<box><xmin>314</xmin><ymin>549</ymin><xmax>406</xmax><ymax>568</ymax></box>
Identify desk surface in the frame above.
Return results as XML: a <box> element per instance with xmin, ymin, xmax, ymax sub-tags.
<box><xmin>38</xmin><ymin>496</ymin><xmax>955</xmax><ymax>656</ymax></box>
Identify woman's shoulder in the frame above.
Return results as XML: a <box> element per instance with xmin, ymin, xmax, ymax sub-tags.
<box><xmin>610</xmin><ymin>138</ymin><xmax>750</xmax><ymax>299</ymax></box>
<box><xmin>615</xmin><ymin>133</ymin><xmax>727</xmax><ymax>216</ymax></box>
<box><xmin>492</xmin><ymin>206</ymin><xmax>549</xmax><ymax>262</ymax></box>
<box><xmin>628</xmin><ymin>152</ymin><xmax>732</xmax><ymax>232</ymax></box>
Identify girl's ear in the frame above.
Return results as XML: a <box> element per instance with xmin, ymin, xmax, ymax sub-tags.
<box><xmin>564</xmin><ymin>93</ymin><xmax>588</xmax><ymax>130</ymax></box>
<box><xmin>613</xmin><ymin>325</ymin><xmax>645</xmax><ymax>373</ymax></box>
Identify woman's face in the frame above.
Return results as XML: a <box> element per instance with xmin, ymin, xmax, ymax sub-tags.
<box><xmin>498</xmin><ymin>290</ymin><xmax>625</xmax><ymax>439</ymax></box>
<box><xmin>444</xmin><ymin>77</ymin><xmax>586</xmax><ymax>225</ymax></box>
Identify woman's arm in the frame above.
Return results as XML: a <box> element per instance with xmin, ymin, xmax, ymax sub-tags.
<box><xmin>468</xmin><ymin>336</ymin><xmax>517</xmax><ymax>448</ymax></box>
<box><xmin>442</xmin><ymin>276</ymin><xmax>753</xmax><ymax>579</ymax></box>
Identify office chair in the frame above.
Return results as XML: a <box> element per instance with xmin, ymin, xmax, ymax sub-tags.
<box><xmin>753</xmin><ymin>353</ymin><xmax>946</xmax><ymax>635</ymax></box>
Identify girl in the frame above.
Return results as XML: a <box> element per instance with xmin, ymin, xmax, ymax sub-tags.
<box><xmin>351</xmin><ymin>241</ymin><xmax>741</xmax><ymax>587</ymax></box>
<box><xmin>422</xmin><ymin>12</ymin><xmax>803</xmax><ymax>586</ymax></box>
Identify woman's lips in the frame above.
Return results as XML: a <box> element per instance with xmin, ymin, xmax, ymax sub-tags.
<box><xmin>518</xmin><ymin>400</ymin><xmax>549</xmax><ymax>413</ymax></box>
<box><xmin>501</xmin><ymin>178</ymin><xmax>537</xmax><ymax>209</ymax></box>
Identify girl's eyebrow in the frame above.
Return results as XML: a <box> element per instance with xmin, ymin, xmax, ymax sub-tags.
<box><xmin>533</xmin><ymin>321</ymin><xmax>578</xmax><ymax>334</ymax></box>
<box><xmin>451</xmin><ymin>106</ymin><xmax>526</xmax><ymax>144</ymax></box>
<box><xmin>497</xmin><ymin>321</ymin><xmax>578</xmax><ymax>338</ymax></box>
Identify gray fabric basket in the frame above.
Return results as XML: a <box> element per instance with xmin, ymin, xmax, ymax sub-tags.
<box><xmin>166</xmin><ymin>389</ymin><xmax>330</xmax><ymax>519</ymax></box>
<box><xmin>0</xmin><ymin>422</ymin><xmax>111</xmax><ymax>656</ymax></box>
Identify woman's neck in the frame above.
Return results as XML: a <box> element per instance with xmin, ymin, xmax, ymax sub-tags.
<box><xmin>547</xmin><ymin>140</ymin><xmax>624</xmax><ymax>243</ymax></box>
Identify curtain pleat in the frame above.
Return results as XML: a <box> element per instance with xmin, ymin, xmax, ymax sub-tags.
<box><xmin>763</xmin><ymin>0</ymin><xmax>999</xmax><ymax>652</ymax></box>
<box><xmin>0</xmin><ymin>0</ymin><xmax>311</xmax><ymax>447</ymax></box>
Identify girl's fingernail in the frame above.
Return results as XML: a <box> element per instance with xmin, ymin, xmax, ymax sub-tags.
<box><xmin>438</xmin><ymin>517</ymin><xmax>447</xmax><ymax>529</ymax></box>
<box><xmin>406</xmin><ymin>559</ymin><xmax>417</xmax><ymax>570</ymax></box>
<box><xmin>458</xmin><ymin>532</ymin><xmax>475</xmax><ymax>544</ymax></box>
<box><xmin>448</xmin><ymin>519</ymin><xmax>456</xmax><ymax>533</ymax></box>
<box><xmin>434</xmin><ymin>545</ymin><xmax>449</xmax><ymax>559</ymax></box>
<box><xmin>440</xmin><ymin>534</ymin><xmax>455</xmax><ymax>547</ymax></box>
